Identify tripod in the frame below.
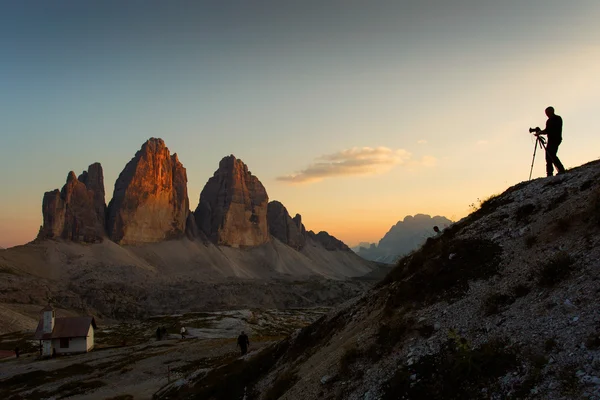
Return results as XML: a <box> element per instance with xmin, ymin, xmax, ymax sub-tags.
<box><xmin>529</xmin><ymin>134</ymin><xmax>546</xmax><ymax>181</ymax></box>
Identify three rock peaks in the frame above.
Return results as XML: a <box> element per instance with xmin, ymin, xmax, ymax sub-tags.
<box><xmin>38</xmin><ymin>138</ymin><xmax>347</xmax><ymax>251</ymax></box>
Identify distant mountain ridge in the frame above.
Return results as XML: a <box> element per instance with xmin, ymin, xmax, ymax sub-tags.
<box><xmin>35</xmin><ymin>138</ymin><xmax>356</xmax><ymax>256</ymax></box>
<box><xmin>357</xmin><ymin>214</ymin><xmax>452</xmax><ymax>263</ymax></box>
<box><xmin>0</xmin><ymin>138</ymin><xmax>375</xmax><ymax>328</ymax></box>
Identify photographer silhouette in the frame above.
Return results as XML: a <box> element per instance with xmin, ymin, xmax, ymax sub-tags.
<box><xmin>534</xmin><ymin>106</ymin><xmax>566</xmax><ymax>177</ymax></box>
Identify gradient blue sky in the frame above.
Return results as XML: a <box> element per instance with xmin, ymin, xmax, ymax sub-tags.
<box><xmin>1</xmin><ymin>0</ymin><xmax>600</xmax><ymax>248</ymax></box>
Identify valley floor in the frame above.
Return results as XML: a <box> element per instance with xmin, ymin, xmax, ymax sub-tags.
<box><xmin>0</xmin><ymin>308</ymin><xmax>327</xmax><ymax>399</ymax></box>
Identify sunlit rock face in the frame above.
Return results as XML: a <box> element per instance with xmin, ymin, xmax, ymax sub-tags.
<box><xmin>195</xmin><ymin>155</ymin><xmax>269</xmax><ymax>248</ymax></box>
<box><xmin>107</xmin><ymin>138</ymin><xmax>189</xmax><ymax>244</ymax></box>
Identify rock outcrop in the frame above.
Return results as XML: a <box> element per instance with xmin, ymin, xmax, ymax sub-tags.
<box><xmin>292</xmin><ymin>214</ymin><xmax>306</xmax><ymax>237</ymax></box>
<box><xmin>38</xmin><ymin>163</ymin><xmax>106</xmax><ymax>242</ymax></box>
<box><xmin>307</xmin><ymin>230</ymin><xmax>352</xmax><ymax>251</ymax></box>
<box><xmin>194</xmin><ymin>155</ymin><xmax>269</xmax><ymax>247</ymax></box>
<box><xmin>107</xmin><ymin>138</ymin><xmax>189</xmax><ymax>244</ymax></box>
<box><xmin>267</xmin><ymin>201</ymin><xmax>306</xmax><ymax>250</ymax></box>
<box><xmin>78</xmin><ymin>163</ymin><xmax>106</xmax><ymax>227</ymax></box>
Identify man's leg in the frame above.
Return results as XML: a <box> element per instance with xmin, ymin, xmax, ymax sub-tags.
<box><xmin>545</xmin><ymin>142</ymin><xmax>560</xmax><ymax>176</ymax></box>
<box><xmin>553</xmin><ymin>142</ymin><xmax>566</xmax><ymax>174</ymax></box>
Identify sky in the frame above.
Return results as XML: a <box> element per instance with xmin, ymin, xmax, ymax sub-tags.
<box><xmin>1</xmin><ymin>0</ymin><xmax>600</xmax><ymax>249</ymax></box>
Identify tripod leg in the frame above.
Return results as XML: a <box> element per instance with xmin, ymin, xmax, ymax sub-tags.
<box><xmin>529</xmin><ymin>139</ymin><xmax>539</xmax><ymax>180</ymax></box>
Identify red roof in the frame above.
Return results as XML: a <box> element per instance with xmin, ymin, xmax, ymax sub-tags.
<box><xmin>34</xmin><ymin>316</ymin><xmax>97</xmax><ymax>340</ymax></box>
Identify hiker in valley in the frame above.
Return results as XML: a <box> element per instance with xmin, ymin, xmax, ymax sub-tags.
<box><xmin>237</xmin><ymin>330</ymin><xmax>250</xmax><ymax>355</ymax></box>
<box><xmin>533</xmin><ymin>106</ymin><xmax>566</xmax><ymax>177</ymax></box>
<box><xmin>15</xmin><ymin>346</ymin><xmax>20</xmax><ymax>358</ymax></box>
<box><xmin>156</xmin><ymin>327</ymin><xmax>162</xmax><ymax>341</ymax></box>
<box><xmin>180</xmin><ymin>326</ymin><xmax>186</xmax><ymax>339</ymax></box>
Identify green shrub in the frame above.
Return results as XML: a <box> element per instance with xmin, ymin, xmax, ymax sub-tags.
<box><xmin>544</xmin><ymin>337</ymin><xmax>558</xmax><ymax>352</ymax></box>
<box><xmin>264</xmin><ymin>369</ymin><xmax>299</xmax><ymax>400</ymax></box>
<box><xmin>558</xmin><ymin>363</ymin><xmax>581</xmax><ymax>395</ymax></box>
<box><xmin>554</xmin><ymin>216</ymin><xmax>571</xmax><ymax>233</ymax></box>
<box><xmin>515</xmin><ymin>204</ymin><xmax>537</xmax><ymax>224</ymax></box>
<box><xmin>585</xmin><ymin>330</ymin><xmax>600</xmax><ymax>349</ymax></box>
<box><xmin>537</xmin><ymin>252</ymin><xmax>574</xmax><ymax>287</ymax></box>
<box><xmin>417</xmin><ymin>323</ymin><xmax>435</xmax><ymax>338</ymax></box>
<box><xmin>524</xmin><ymin>234</ymin><xmax>538</xmax><ymax>248</ymax></box>
<box><xmin>376</xmin><ymin>316</ymin><xmax>416</xmax><ymax>350</ymax></box>
<box><xmin>339</xmin><ymin>346</ymin><xmax>362</xmax><ymax>376</ymax></box>
<box><xmin>381</xmin><ymin>337</ymin><xmax>518</xmax><ymax>400</ymax></box>
<box><xmin>580</xmin><ymin>180</ymin><xmax>593</xmax><ymax>191</ymax></box>
<box><xmin>481</xmin><ymin>293</ymin><xmax>514</xmax><ymax>316</ymax></box>
<box><xmin>381</xmin><ymin>238</ymin><xmax>503</xmax><ymax>307</ymax></box>
<box><xmin>513</xmin><ymin>284</ymin><xmax>531</xmax><ymax>298</ymax></box>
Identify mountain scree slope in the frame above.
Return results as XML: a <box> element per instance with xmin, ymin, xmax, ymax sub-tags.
<box><xmin>156</xmin><ymin>159</ymin><xmax>600</xmax><ymax>400</ymax></box>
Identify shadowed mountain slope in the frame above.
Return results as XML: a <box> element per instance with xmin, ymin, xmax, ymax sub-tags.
<box><xmin>157</xmin><ymin>159</ymin><xmax>600</xmax><ymax>400</ymax></box>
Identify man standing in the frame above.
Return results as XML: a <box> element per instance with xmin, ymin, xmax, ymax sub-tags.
<box><xmin>237</xmin><ymin>331</ymin><xmax>250</xmax><ymax>356</ymax></box>
<box><xmin>535</xmin><ymin>106</ymin><xmax>566</xmax><ymax>177</ymax></box>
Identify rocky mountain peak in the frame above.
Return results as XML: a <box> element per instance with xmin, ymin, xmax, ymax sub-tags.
<box><xmin>194</xmin><ymin>155</ymin><xmax>269</xmax><ymax>247</ymax></box>
<box><xmin>38</xmin><ymin>163</ymin><xmax>106</xmax><ymax>243</ymax></box>
<box><xmin>106</xmin><ymin>138</ymin><xmax>189</xmax><ymax>244</ymax></box>
<box><xmin>267</xmin><ymin>201</ymin><xmax>306</xmax><ymax>250</ymax></box>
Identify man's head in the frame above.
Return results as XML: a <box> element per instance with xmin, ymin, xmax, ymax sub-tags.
<box><xmin>545</xmin><ymin>106</ymin><xmax>555</xmax><ymax>118</ymax></box>
<box><xmin>241</xmin><ymin>331</ymin><xmax>245</xmax><ymax>335</ymax></box>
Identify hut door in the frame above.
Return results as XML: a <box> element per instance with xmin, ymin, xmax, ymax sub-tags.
<box><xmin>43</xmin><ymin>340</ymin><xmax>52</xmax><ymax>356</ymax></box>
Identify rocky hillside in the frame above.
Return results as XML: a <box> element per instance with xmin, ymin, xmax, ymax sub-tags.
<box><xmin>357</xmin><ymin>214</ymin><xmax>453</xmax><ymax>264</ymax></box>
<box><xmin>157</xmin><ymin>159</ymin><xmax>600</xmax><ymax>400</ymax></box>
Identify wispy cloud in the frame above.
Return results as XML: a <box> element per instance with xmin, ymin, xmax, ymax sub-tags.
<box><xmin>277</xmin><ymin>147</ymin><xmax>415</xmax><ymax>184</ymax></box>
<box><xmin>417</xmin><ymin>139</ymin><xmax>428</xmax><ymax>144</ymax></box>
<box><xmin>418</xmin><ymin>155</ymin><xmax>437</xmax><ymax>167</ymax></box>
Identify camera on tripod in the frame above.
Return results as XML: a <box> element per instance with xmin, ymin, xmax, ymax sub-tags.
<box><xmin>527</xmin><ymin>126</ymin><xmax>547</xmax><ymax>180</ymax></box>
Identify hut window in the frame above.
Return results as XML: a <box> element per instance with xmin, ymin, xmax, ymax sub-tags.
<box><xmin>60</xmin><ymin>338</ymin><xmax>69</xmax><ymax>348</ymax></box>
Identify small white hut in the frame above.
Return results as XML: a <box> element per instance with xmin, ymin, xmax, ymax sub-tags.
<box><xmin>33</xmin><ymin>305</ymin><xmax>97</xmax><ymax>356</ymax></box>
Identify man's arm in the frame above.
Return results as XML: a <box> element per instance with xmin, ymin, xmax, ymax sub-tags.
<box><xmin>538</xmin><ymin>118</ymin><xmax>558</xmax><ymax>137</ymax></box>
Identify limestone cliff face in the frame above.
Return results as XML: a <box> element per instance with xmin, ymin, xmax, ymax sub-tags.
<box><xmin>194</xmin><ymin>155</ymin><xmax>269</xmax><ymax>247</ymax></box>
<box><xmin>267</xmin><ymin>201</ymin><xmax>306</xmax><ymax>250</ymax></box>
<box><xmin>38</xmin><ymin>163</ymin><xmax>106</xmax><ymax>242</ymax></box>
<box><xmin>107</xmin><ymin>138</ymin><xmax>189</xmax><ymax>244</ymax></box>
<box><xmin>78</xmin><ymin>162</ymin><xmax>106</xmax><ymax>228</ymax></box>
